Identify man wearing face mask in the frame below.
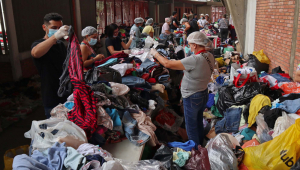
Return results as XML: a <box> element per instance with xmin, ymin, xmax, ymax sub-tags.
<box><xmin>31</xmin><ymin>13</ymin><xmax>69</xmax><ymax>118</ymax></box>
<box><xmin>80</xmin><ymin>26</ymin><xmax>105</xmax><ymax>72</ymax></box>
<box><xmin>130</xmin><ymin>17</ymin><xmax>144</xmax><ymax>49</ymax></box>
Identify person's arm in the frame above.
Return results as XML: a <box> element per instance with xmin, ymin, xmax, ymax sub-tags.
<box><xmin>150</xmin><ymin>49</ymin><xmax>185</xmax><ymax>70</ymax></box>
<box><xmin>165</xmin><ymin>30</ymin><xmax>171</xmax><ymax>34</ymax></box>
<box><xmin>81</xmin><ymin>45</ymin><xmax>104</xmax><ymax>67</ymax></box>
<box><xmin>149</xmin><ymin>32</ymin><xmax>154</xmax><ymax>38</ymax></box>
<box><xmin>295</xmin><ymin>70</ymin><xmax>300</xmax><ymax>83</ymax></box>
<box><xmin>107</xmin><ymin>46</ymin><xmax>123</xmax><ymax>55</ymax></box>
<box><xmin>31</xmin><ymin>25</ymin><xmax>69</xmax><ymax>58</ymax></box>
<box><xmin>121</xmin><ymin>38</ymin><xmax>133</xmax><ymax>50</ymax></box>
<box><xmin>173</xmin><ymin>21</ymin><xmax>179</xmax><ymax>28</ymax></box>
<box><xmin>184</xmin><ymin>23</ymin><xmax>191</xmax><ymax>32</ymax></box>
<box><xmin>31</xmin><ymin>36</ymin><xmax>57</xmax><ymax>58</ymax></box>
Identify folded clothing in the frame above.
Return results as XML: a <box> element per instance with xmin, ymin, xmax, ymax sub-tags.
<box><xmin>168</xmin><ymin>140</ymin><xmax>196</xmax><ymax>151</ymax></box>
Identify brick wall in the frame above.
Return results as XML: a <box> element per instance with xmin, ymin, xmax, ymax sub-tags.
<box><xmin>254</xmin><ymin>0</ymin><xmax>295</xmax><ymax>74</ymax></box>
<box><xmin>294</xmin><ymin>8</ymin><xmax>300</xmax><ymax>75</ymax></box>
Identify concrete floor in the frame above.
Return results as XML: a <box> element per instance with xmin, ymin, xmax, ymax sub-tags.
<box><xmin>0</xmin><ymin>106</ymin><xmax>45</xmax><ymax>169</ymax></box>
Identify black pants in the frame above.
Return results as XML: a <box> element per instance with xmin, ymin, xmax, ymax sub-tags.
<box><xmin>220</xmin><ymin>28</ymin><xmax>229</xmax><ymax>43</ymax></box>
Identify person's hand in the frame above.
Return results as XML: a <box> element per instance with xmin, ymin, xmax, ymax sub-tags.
<box><xmin>129</xmin><ymin>30</ymin><xmax>136</xmax><ymax>40</ymax></box>
<box><xmin>54</xmin><ymin>25</ymin><xmax>69</xmax><ymax>40</ymax></box>
<box><xmin>94</xmin><ymin>54</ymin><xmax>105</xmax><ymax>61</ymax></box>
<box><xmin>150</xmin><ymin>48</ymin><xmax>158</xmax><ymax>57</ymax></box>
<box><xmin>123</xmin><ymin>50</ymin><xmax>131</xmax><ymax>54</ymax></box>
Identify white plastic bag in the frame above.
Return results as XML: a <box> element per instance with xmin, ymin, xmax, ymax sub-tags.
<box><xmin>272</xmin><ymin>112</ymin><xmax>295</xmax><ymax>138</ymax></box>
<box><xmin>24</xmin><ymin>118</ymin><xmax>87</xmax><ymax>151</ymax></box>
<box><xmin>230</xmin><ymin>66</ymin><xmax>258</xmax><ymax>88</ymax></box>
<box><xmin>256</xmin><ymin>114</ymin><xmax>272</xmax><ymax>143</ymax></box>
<box><xmin>144</xmin><ymin>36</ymin><xmax>155</xmax><ymax>48</ymax></box>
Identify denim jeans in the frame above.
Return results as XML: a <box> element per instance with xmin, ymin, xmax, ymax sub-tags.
<box><xmin>215</xmin><ymin>107</ymin><xmax>243</xmax><ymax>134</ymax></box>
<box><xmin>158</xmin><ymin>75</ymin><xmax>170</xmax><ymax>83</ymax></box>
<box><xmin>122</xmin><ymin>76</ymin><xmax>152</xmax><ymax>89</ymax></box>
<box><xmin>44</xmin><ymin>106</ymin><xmax>54</xmax><ymax>119</ymax></box>
<box><xmin>139</xmin><ymin>58</ymin><xmax>157</xmax><ymax>71</ymax></box>
<box><xmin>183</xmin><ymin>90</ymin><xmax>208</xmax><ymax>146</ymax></box>
<box><xmin>159</xmin><ymin>34</ymin><xmax>168</xmax><ymax>40</ymax></box>
<box><xmin>270</xmin><ymin>73</ymin><xmax>291</xmax><ymax>83</ymax></box>
<box><xmin>122</xmin><ymin>111</ymin><xmax>149</xmax><ymax>146</ymax></box>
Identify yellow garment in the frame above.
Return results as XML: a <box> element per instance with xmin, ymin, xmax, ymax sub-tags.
<box><xmin>215</xmin><ymin>57</ymin><xmax>225</xmax><ymax>67</ymax></box>
<box><xmin>252</xmin><ymin>49</ymin><xmax>270</xmax><ymax>64</ymax></box>
<box><xmin>243</xmin><ymin>119</ymin><xmax>300</xmax><ymax>170</ymax></box>
<box><xmin>172</xmin><ymin>148</ymin><xmax>191</xmax><ymax>161</ymax></box>
<box><xmin>142</xmin><ymin>26</ymin><xmax>154</xmax><ymax>35</ymax></box>
<box><xmin>248</xmin><ymin>94</ymin><xmax>271</xmax><ymax>127</ymax></box>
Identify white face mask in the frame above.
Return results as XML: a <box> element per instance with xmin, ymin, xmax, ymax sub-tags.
<box><xmin>113</xmin><ymin>35</ymin><xmax>118</xmax><ymax>38</ymax></box>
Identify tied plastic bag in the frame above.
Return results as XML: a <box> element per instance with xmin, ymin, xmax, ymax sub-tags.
<box><xmin>184</xmin><ymin>145</ymin><xmax>210</xmax><ymax>170</ymax></box>
<box><xmin>256</xmin><ymin>114</ymin><xmax>273</xmax><ymax>144</ymax></box>
<box><xmin>272</xmin><ymin>112</ymin><xmax>295</xmax><ymax>138</ymax></box>
<box><xmin>207</xmin><ymin>134</ymin><xmax>238</xmax><ymax>170</ymax></box>
<box><xmin>152</xmin><ymin>145</ymin><xmax>173</xmax><ymax>169</ymax></box>
<box><xmin>252</xmin><ymin>49</ymin><xmax>270</xmax><ymax>64</ymax></box>
<box><xmin>4</xmin><ymin>145</ymin><xmax>29</xmax><ymax>170</ymax></box>
<box><xmin>243</xmin><ymin>119</ymin><xmax>300</xmax><ymax>170</ymax></box>
<box><xmin>24</xmin><ymin>119</ymin><xmax>88</xmax><ymax>152</ymax></box>
<box><xmin>279</xmin><ymin>82</ymin><xmax>300</xmax><ymax>95</ymax></box>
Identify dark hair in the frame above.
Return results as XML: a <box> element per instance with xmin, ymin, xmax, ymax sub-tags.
<box><xmin>190</xmin><ymin>10</ymin><xmax>193</xmax><ymax>13</ymax></box>
<box><xmin>107</xmin><ymin>23</ymin><xmax>118</xmax><ymax>38</ymax></box>
<box><xmin>172</xmin><ymin>11</ymin><xmax>177</xmax><ymax>16</ymax></box>
<box><xmin>145</xmin><ymin>16</ymin><xmax>150</xmax><ymax>20</ymax></box>
<box><xmin>223</xmin><ymin>14</ymin><xmax>227</xmax><ymax>18</ymax></box>
<box><xmin>43</xmin><ymin>13</ymin><xmax>63</xmax><ymax>24</ymax></box>
<box><xmin>194</xmin><ymin>14</ymin><xmax>197</xmax><ymax>17</ymax></box>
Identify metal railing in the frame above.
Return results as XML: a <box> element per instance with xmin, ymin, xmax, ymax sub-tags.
<box><xmin>0</xmin><ymin>0</ymin><xmax>8</xmax><ymax>55</ymax></box>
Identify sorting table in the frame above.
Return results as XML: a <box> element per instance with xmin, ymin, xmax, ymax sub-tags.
<box><xmin>102</xmin><ymin>139</ymin><xmax>145</xmax><ymax>162</ymax></box>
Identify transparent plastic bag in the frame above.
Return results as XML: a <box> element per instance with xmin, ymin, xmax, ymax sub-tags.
<box><xmin>207</xmin><ymin>134</ymin><xmax>238</xmax><ymax>170</ymax></box>
<box><xmin>256</xmin><ymin>114</ymin><xmax>272</xmax><ymax>143</ymax></box>
<box><xmin>114</xmin><ymin>159</ymin><xmax>166</xmax><ymax>170</ymax></box>
<box><xmin>24</xmin><ymin>118</ymin><xmax>87</xmax><ymax>152</ymax></box>
<box><xmin>272</xmin><ymin>112</ymin><xmax>295</xmax><ymax>138</ymax></box>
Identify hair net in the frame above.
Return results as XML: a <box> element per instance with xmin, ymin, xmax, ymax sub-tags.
<box><xmin>134</xmin><ymin>17</ymin><xmax>144</xmax><ymax>24</ymax></box>
<box><xmin>81</xmin><ymin>26</ymin><xmax>97</xmax><ymax>37</ymax></box>
<box><xmin>145</xmin><ymin>18</ymin><xmax>153</xmax><ymax>25</ymax></box>
<box><xmin>180</xmin><ymin>18</ymin><xmax>188</xmax><ymax>25</ymax></box>
<box><xmin>206</xmin><ymin>14</ymin><xmax>209</xmax><ymax>16</ymax></box>
<box><xmin>187</xmin><ymin>31</ymin><xmax>212</xmax><ymax>48</ymax></box>
<box><xmin>165</xmin><ymin>18</ymin><xmax>171</xmax><ymax>23</ymax></box>
<box><xmin>200</xmin><ymin>14</ymin><xmax>204</xmax><ymax>16</ymax></box>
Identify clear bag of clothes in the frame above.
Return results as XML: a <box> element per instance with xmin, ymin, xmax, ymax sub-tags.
<box><xmin>24</xmin><ymin>118</ymin><xmax>87</xmax><ymax>152</ymax></box>
<box><xmin>256</xmin><ymin>114</ymin><xmax>273</xmax><ymax>143</ymax></box>
<box><xmin>206</xmin><ymin>134</ymin><xmax>238</xmax><ymax>170</ymax></box>
<box><xmin>114</xmin><ymin>159</ymin><xmax>166</xmax><ymax>170</ymax></box>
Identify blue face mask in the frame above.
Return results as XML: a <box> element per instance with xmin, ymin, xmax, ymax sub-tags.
<box><xmin>89</xmin><ymin>38</ymin><xmax>97</xmax><ymax>46</ymax></box>
<box><xmin>182</xmin><ymin>25</ymin><xmax>186</xmax><ymax>28</ymax></box>
<box><xmin>48</xmin><ymin>29</ymin><xmax>58</xmax><ymax>38</ymax></box>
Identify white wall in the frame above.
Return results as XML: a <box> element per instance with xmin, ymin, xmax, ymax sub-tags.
<box><xmin>244</xmin><ymin>0</ymin><xmax>257</xmax><ymax>55</ymax></box>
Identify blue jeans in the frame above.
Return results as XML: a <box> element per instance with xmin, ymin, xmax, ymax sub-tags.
<box><xmin>158</xmin><ymin>75</ymin><xmax>169</xmax><ymax>83</ymax></box>
<box><xmin>44</xmin><ymin>106</ymin><xmax>54</xmax><ymax>119</ymax></box>
<box><xmin>122</xmin><ymin>111</ymin><xmax>149</xmax><ymax>146</ymax></box>
<box><xmin>183</xmin><ymin>90</ymin><xmax>208</xmax><ymax>146</ymax></box>
<box><xmin>139</xmin><ymin>58</ymin><xmax>157</xmax><ymax>71</ymax></box>
<box><xmin>215</xmin><ymin>107</ymin><xmax>243</xmax><ymax>134</ymax></box>
<box><xmin>159</xmin><ymin>34</ymin><xmax>168</xmax><ymax>40</ymax></box>
<box><xmin>122</xmin><ymin>76</ymin><xmax>152</xmax><ymax>89</ymax></box>
<box><xmin>270</xmin><ymin>73</ymin><xmax>291</xmax><ymax>83</ymax></box>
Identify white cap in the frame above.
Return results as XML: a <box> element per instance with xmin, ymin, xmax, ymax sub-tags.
<box><xmin>81</xmin><ymin>26</ymin><xmax>97</xmax><ymax>37</ymax></box>
<box><xmin>134</xmin><ymin>17</ymin><xmax>144</xmax><ymax>24</ymax></box>
<box><xmin>200</xmin><ymin>14</ymin><xmax>204</xmax><ymax>16</ymax></box>
<box><xmin>187</xmin><ymin>31</ymin><xmax>211</xmax><ymax>47</ymax></box>
<box><xmin>145</xmin><ymin>18</ymin><xmax>153</xmax><ymax>25</ymax></box>
<box><xmin>206</xmin><ymin>14</ymin><xmax>209</xmax><ymax>16</ymax></box>
<box><xmin>180</xmin><ymin>18</ymin><xmax>188</xmax><ymax>24</ymax></box>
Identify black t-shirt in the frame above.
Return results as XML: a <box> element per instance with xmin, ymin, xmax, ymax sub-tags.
<box><xmin>187</xmin><ymin>20</ymin><xmax>199</xmax><ymax>36</ymax></box>
<box><xmin>31</xmin><ymin>39</ymin><xmax>67</xmax><ymax>107</ymax></box>
<box><xmin>105</xmin><ymin>37</ymin><xmax>122</xmax><ymax>57</ymax></box>
<box><xmin>170</xmin><ymin>17</ymin><xmax>180</xmax><ymax>30</ymax></box>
